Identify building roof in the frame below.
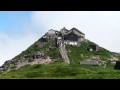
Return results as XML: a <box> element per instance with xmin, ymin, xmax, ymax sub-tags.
<box><xmin>65</xmin><ymin>27</ymin><xmax>85</xmax><ymax>36</ymax></box>
<box><xmin>80</xmin><ymin>61</ymin><xmax>98</xmax><ymax>65</ymax></box>
<box><xmin>71</xmin><ymin>27</ymin><xmax>85</xmax><ymax>35</ymax></box>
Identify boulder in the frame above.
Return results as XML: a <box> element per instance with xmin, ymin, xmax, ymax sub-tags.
<box><xmin>90</xmin><ymin>55</ymin><xmax>99</xmax><ymax>61</ymax></box>
<box><xmin>109</xmin><ymin>55</ymin><xmax>119</xmax><ymax>61</ymax></box>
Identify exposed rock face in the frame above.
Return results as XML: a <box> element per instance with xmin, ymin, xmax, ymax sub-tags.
<box><xmin>15</xmin><ymin>56</ymin><xmax>52</xmax><ymax>70</ymax></box>
<box><xmin>90</xmin><ymin>55</ymin><xmax>100</xmax><ymax>61</ymax></box>
<box><xmin>38</xmin><ymin>42</ymin><xmax>47</xmax><ymax>48</ymax></box>
<box><xmin>87</xmin><ymin>55</ymin><xmax>107</xmax><ymax>68</ymax></box>
<box><xmin>49</xmin><ymin>44</ymin><xmax>56</xmax><ymax>49</ymax></box>
<box><xmin>98</xmin><ymin>61</ymin><xmax>106</xmax><ymax>68</ymax></box>
<box><xmin>1</xmin><ymin>51</ymin><xmax>47</xmax><ymax>68</ymax></box>
<box><xmin>108</xmin><ymin>55</ymin><xmax>119</xmax><ymax>61</ymax></box>
<box><xmin>1</xmin><ymin>60</ymin><xmax>14</xmax><ymax>68</ymax></box>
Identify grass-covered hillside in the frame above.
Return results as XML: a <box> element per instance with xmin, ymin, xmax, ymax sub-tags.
<box><xmin>13</xmin><ymin>39</ymin><xmax>60</xmax><ymax>61</ymax></box>
<box><xmin>66</xmin><ymin>40</ymin><xmax>119</xmax><ymax>66</ymax></box>
<box><xmin>13</xmin><ymin>39</ymin><xmax>119</xmax><ymax>65</ymax></box>
<box><xmin>1</xmin><ymin>60</ymin><xmax>120</xmax><ymax>79</ymax></box>
<box><xmin>1</xmin><ymin>39</ymin><xmax>120</xmax><ymax>79</ymax></box>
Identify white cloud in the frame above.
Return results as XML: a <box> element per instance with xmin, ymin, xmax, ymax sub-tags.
<box><xmin>0</xmin><ymin>31</ymin><xmax>40</xmax><ymax>66</ymax></box>
<box><xmin>31</xmin><ymin>11</ymin><xmax>120</xmax><ymax>52</ymax></box>
<box><xmin>1</xmin><ymin>11</ymin><xmax>120</xmax><ymax>66</ymax></box>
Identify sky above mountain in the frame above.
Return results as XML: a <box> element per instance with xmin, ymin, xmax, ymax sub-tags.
<box><xmin>0</xmin><ymin>11</ymin><xmax>120</xmax><ymax>66</ymax></box>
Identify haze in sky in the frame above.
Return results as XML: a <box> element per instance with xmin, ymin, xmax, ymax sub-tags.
<box><xmin>0</xmin><ymin>11</ymin><xmax>120</xmax><ymax>66</ymax></box>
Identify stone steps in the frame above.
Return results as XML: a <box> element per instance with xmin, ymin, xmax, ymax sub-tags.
<box><xmin>59</xmin><ymin>43</ymin><xmax>70</xmax><ymax>64</ymax></box>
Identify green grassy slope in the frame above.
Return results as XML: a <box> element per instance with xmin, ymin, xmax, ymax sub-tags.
<box><xmin>13</xmin><ymin>39</ymin><xmax>60</xmax><ymax>61</ymax></box>
<box><xmin>1</xmin><ymin>39</ymin><xmax>120</xmax><ymax>79</ymax></box>
<box><xmin>66</xmin><ymin>40</ymin><xmax>114</xmax><ymax>66</ymax></box>
<box><xmin>1</xmin><ymin>60</ymin><xmax>120</xmax><ymax>79</ymax></box>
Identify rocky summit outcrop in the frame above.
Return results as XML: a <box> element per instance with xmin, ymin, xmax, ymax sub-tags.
<box><xmin>1</xmin><ymin>51</ymin><xmax>48</xmax><ymax>67</ymax></box>
<box><xmin>1</xmin><ymin>60</ymin><xmax>15</xmax><ymax>68</ymax></box>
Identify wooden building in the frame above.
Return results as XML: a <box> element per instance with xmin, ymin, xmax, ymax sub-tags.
<box><xmin>64</xmin><ymin>27</ymin><xmax>85</xmax><ymax>46</ymax></box>
<box><xmin>41</xmin><ymin>27</ymin><xmax>86</xmax><ymax>47</ymax></box>
<box><xmin>88</xmin><ymin>44</ymin><xmax>99</xmax><ymax>51</ymax></box>
<box><xmin>41</xmin><ymin>29</ymin><xmax>59</xmax><ymax>42</ymax></box>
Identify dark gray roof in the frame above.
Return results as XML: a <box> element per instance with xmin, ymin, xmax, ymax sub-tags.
<box><xmin>71</xmin><ymin>27</ymin><xmax>85</xmax><ymax>35</ymax></box>
<box><xmin>80</xmin><ymin>61</ymin><xmax>98</xmax><ymax>65</ymax></box>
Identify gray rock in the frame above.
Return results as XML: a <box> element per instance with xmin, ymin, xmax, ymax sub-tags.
<box><xmin>2</xmin><ymin>60</ymin><xmax>14</xmax><ymax>68</ymax></box>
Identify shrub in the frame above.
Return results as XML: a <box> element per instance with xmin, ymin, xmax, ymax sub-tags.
<box><xmin>25</xmin><ymin>71</ymin><xmax>43</xmax><ymax>78</ymax></box>
<box><xmin>10</xmin><ymin>66</ymin><xmax>17</xmax><ymax>69</ymax></box>
<box><xmin>32</xmin><ymin>64</ymin><xmax>42</xmax><ymax>69</ymax></box>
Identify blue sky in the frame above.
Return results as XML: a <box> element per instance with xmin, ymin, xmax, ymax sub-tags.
<box><xmin>0</xmin><ymin>11</ymin><xmax>36</xmax><ymax>66</ymax></box>
<box><xmin>0</xmin><ymin>11</ymin><xmax>120</xmax><ymax>66</ymax></box>
<box><xmin>0</xmin><ymin>11</ymin><xmax>31</xmax><ymax>34</ymax></box>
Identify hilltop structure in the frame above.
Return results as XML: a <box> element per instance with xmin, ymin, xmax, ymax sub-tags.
<box><xmin>41</xmin><ymin>27</ymin><xmax>85</xmax><ymax>47</ymax></box>
<box><xmin>1</xmin><ymin>26</ymin><xmax>120</xmax><ymax>76</ymax></box>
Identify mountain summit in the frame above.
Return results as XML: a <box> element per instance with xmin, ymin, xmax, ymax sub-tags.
<box><xmin>0</xmin><ymin>27</ymin><xmax>120</xmax><ymax>78</ymax></box>
<box><xmin>1</xmin><ymin>27</ymin><xmax>87</xmax><ymax>68</ymax></box>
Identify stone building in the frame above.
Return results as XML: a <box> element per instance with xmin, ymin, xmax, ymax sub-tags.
<box><xmin>41</xmin><ymin>27</ymin><xmax>85</xmax><ymax>47</ymax></box>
